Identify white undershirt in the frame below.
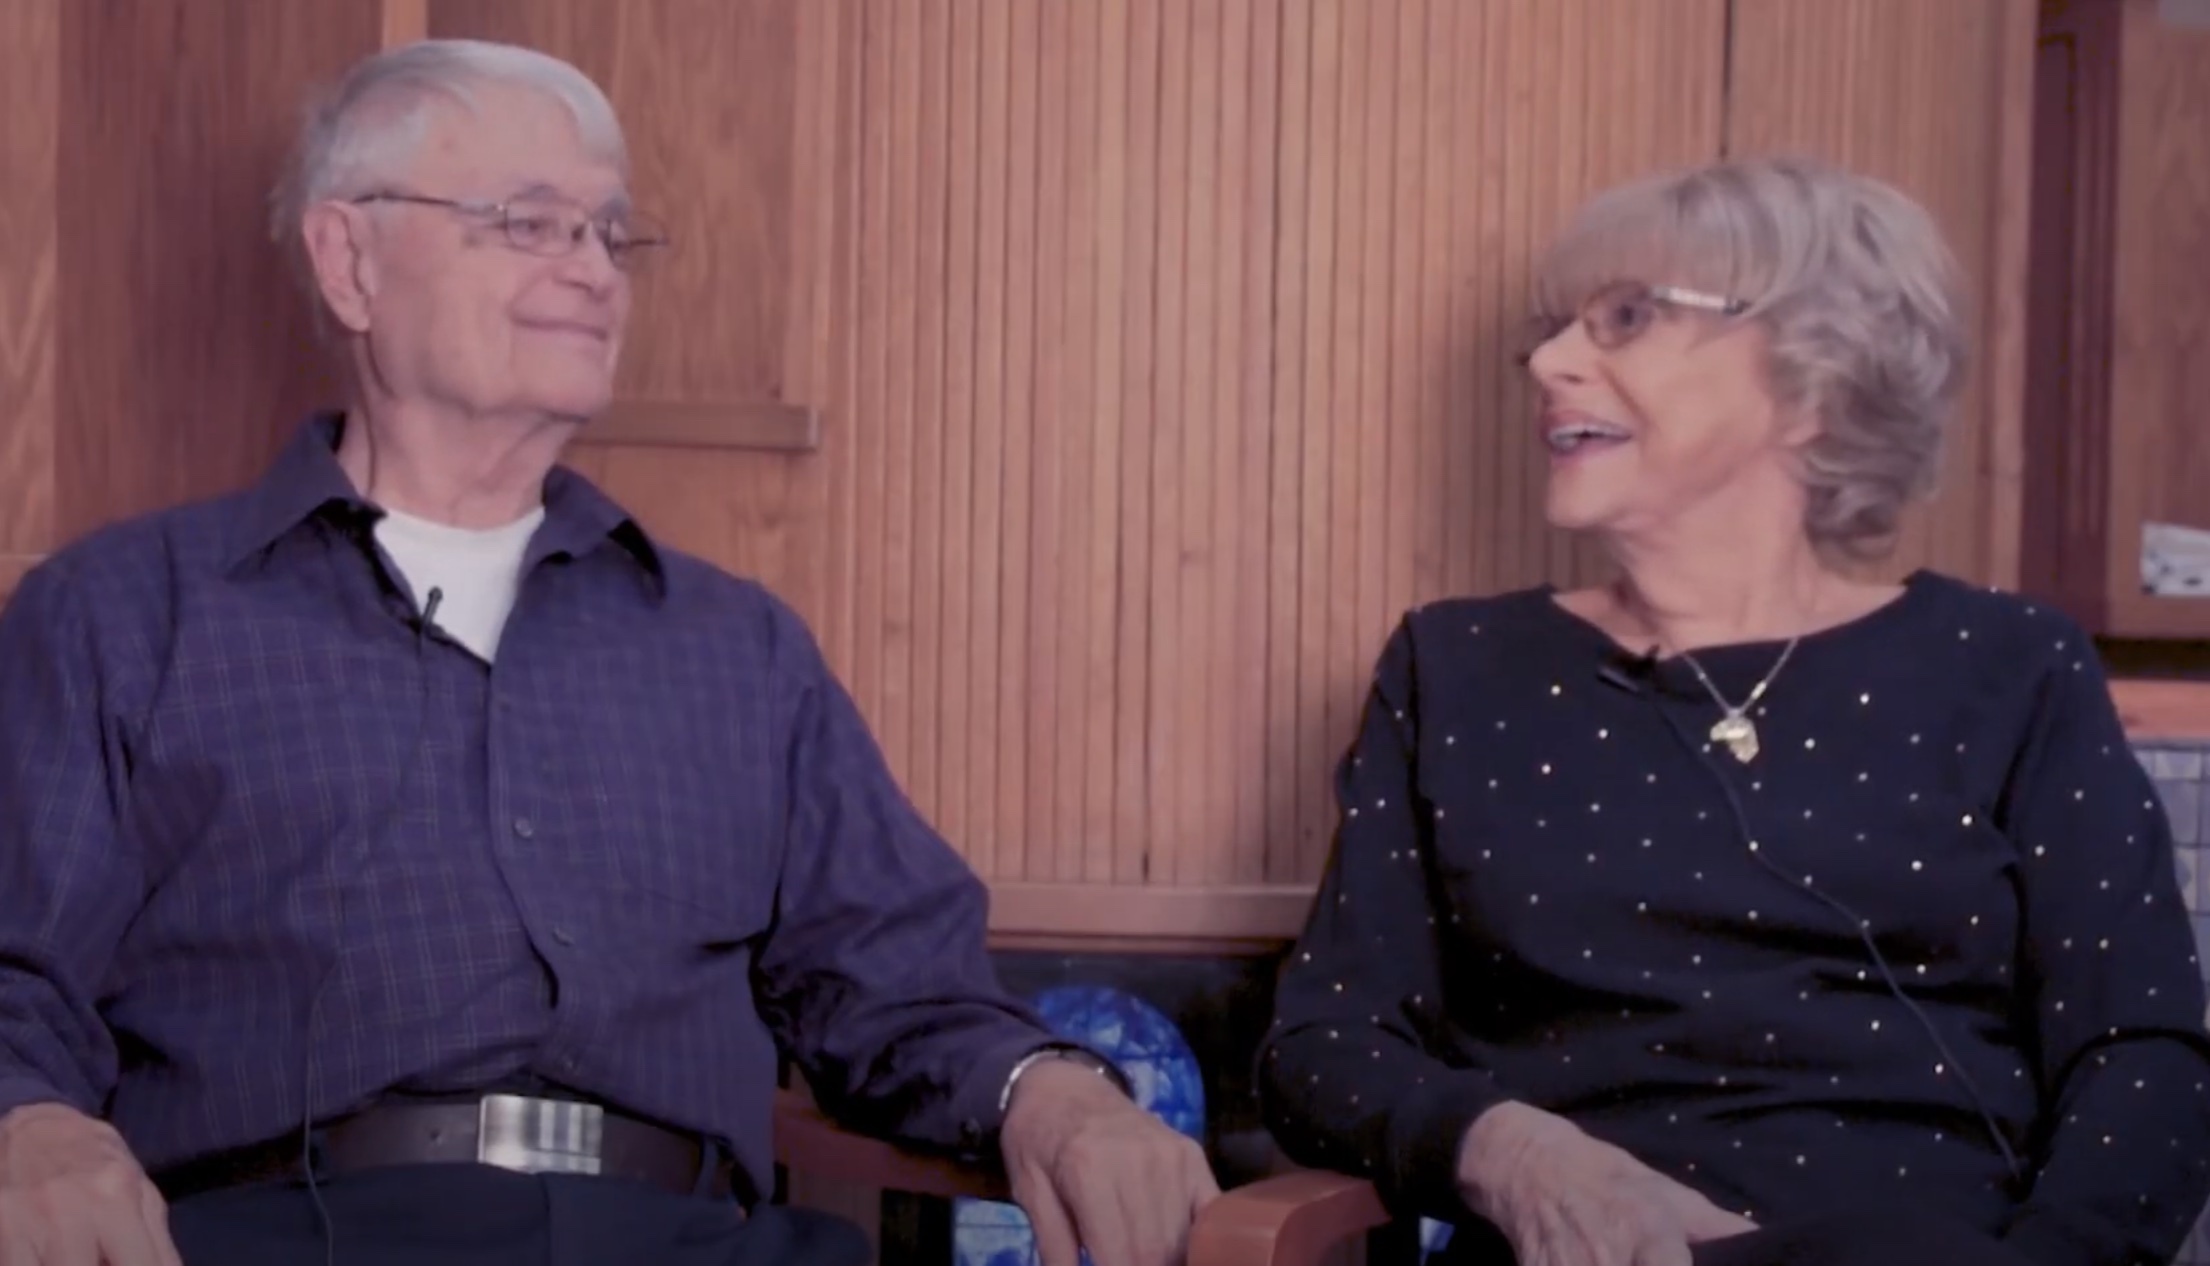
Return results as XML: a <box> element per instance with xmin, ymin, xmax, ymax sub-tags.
<box><xmin>374</xmin><ymin>505</ymin><xmax>544</xmax><ymax>662</ymax></box>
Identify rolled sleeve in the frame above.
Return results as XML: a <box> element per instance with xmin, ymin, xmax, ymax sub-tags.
<box><xmin>0</xmin><ymin>561</ymin><xmax>141</xmax><ymax>1124</ymax></box>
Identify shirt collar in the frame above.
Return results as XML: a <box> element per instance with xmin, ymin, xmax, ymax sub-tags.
<box><xmin>225</xmin><ymin>411</ymin><xmax>668</xmax><ymax>598</ymax></box>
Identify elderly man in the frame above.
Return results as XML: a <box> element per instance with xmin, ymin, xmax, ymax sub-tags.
<box><xmin>0</xmin><ymin>38</ymin><xmax>1216</xmax><ymax>1266</ymax></box>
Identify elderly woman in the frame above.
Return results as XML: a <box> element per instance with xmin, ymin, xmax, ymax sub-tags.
<box><xmin>1257</xmin><ymin>155</ymin><xmax>2210</xmax><ymax>1266</ymax></box>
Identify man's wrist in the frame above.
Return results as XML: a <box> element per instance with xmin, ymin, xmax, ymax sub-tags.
<box><xmin>997</xmin><ymin>1043</ymin><xmax>1129</xmax><ymax>1116</ymax></box>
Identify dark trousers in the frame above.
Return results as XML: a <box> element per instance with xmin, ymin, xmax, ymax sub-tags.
<box><xmin>168</xmin><ymin>1164</ymin><xmax>872</xmax><ymax>1266</ymax></box>
<box><xmin>1435</xmin><ymin>1208</ymin><xmax>2039</xmax><ymax>1266</ymax></box>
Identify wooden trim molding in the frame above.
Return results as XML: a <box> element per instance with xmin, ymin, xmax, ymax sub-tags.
<box><xmin>987</xmin><ymin>883</ymin><xmax>1312</xmax><ymax>955</ymax></box>
<box><xmin>2110</xmin><ymin>678</ymin><xmax>2210</xmax><ymax>743</ymax></box>
<box><xmin>573</xmin><ymin>400</ymin><xmax>821</xmax><ymax>453</ymax></box>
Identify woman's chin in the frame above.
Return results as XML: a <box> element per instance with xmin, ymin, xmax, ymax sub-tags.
<box><xmin>1542</xmin><ymin>493</ymin><xmax>1620</xmax><ymax>535</ymax></box>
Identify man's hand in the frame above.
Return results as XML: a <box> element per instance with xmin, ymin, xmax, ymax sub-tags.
<box><xmin>0</xmin><ymin>1102</ymin><xmax>181</xmax><ymax>1266</ymax></box>
<box><xmin>1457</xmin><ymin>1102</ymin><xmax>1755</xmax><ymax>1266</ymax></box>
<box><xmin>999</xmin><ymin>1058</ymin><xmax>1220</xmax><ymax>1266</ymax></box>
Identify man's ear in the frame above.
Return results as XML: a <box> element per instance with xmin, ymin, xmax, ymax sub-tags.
<box><xmin>300</xmin><ymin>203</ymin><xmax>380</xmax><ymax>333</ymax></box>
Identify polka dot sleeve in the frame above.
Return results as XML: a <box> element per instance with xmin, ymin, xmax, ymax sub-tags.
<box><xmin>1997</xmin><ymin>633</ymin><xmax>2210</xmax><ymax>1266</ymax></box>
<box><xmin>1256</xmin><ymin>618</ymin><xmax>1506</xmax><ymax>1221</ymax></box>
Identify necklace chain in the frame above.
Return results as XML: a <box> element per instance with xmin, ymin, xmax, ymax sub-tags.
<box><xmin>1678</xmin><ymin>636</ymin><xmax>1800</xmax><ymax>718</ymax></box>
<box><xmin>1676</xmin><ymin>637</ymin><xmax>1801</xmax><ymax>763</ymax></box>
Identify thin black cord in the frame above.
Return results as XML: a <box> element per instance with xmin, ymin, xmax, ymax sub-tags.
<box><xmin>1642</xmin><ymin>684</ymin><xmax>2027</xmax><ymax>1186</ymax></box>
<box><xmin>297</xmin><ymin>585</ymin><xmax>445</xmax><ymax>1266</ymax></box>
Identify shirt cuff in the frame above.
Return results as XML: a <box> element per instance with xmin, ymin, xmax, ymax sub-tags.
<box><xmin>997</xmin><ymin>1043</ymin><xmax>1132</xmax><ymax>1114</ymax></box>
<box><xmin>1381</xmin><ymin>1071</ymin><xmax>1509</xmax><ymax>1223</ymax></box>
<box><xmin>0</xmin><ymin>1075</ymin><xmax>80</xmax><ymax>1126</ymax></box>
<box><xmin>945</xmin><ymin>1036</ymin><xmax>1130</xmax><ymax>1160</ymax></box>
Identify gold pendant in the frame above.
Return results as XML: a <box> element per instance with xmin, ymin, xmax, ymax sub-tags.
<box><xmin>1709</xmin><ymin>712</ymin><xmax>1760</xmax><ymax>763</ymax></box>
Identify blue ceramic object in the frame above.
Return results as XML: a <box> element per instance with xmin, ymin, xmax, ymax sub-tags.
<box><xmin>1421</xmin><ymin>1217</ymin><xmax>1456</xmax><ymax>1261</ymax></box>
<box><xmin>952</xmin><ymin>985</ymin><xmax>1208</xmax><ymax>1266</ymax></box>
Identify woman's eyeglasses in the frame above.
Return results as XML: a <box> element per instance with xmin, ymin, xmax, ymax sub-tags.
<box><xmin>1514</xmin><ymin>281</ymin><xmax>1748</xmax><ymax>365</ymax></box>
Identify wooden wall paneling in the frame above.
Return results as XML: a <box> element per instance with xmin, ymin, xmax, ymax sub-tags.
<box><xmin>1107</xmin><ymin>0</ymin><xmax>1157</xmax><ymax>890</ymax></box>
<box><xmin>2016</xmin><ymin>0</ymin><xmax>2210</xmax><ymax>640</ymax></box>
<box><xmin>880</xmin><ymin>0</ymin><xmax>925</xmax><ymax>846</ymax></box>
<box><xmin>1228</xmin><ymin>0</ymin><xmax>1281</xmax><ymax>891</ymax></box>
<box><xmin>54</xmin><ymin>2</ymin><xmax>374</xmax><ymax>545</ymax></box>
<box><xmin>1982</xmin><ymin>1</ymin><xmax>2039</xmax><ymax>597</ymax></box>
<box><xmin>991</xmin><ymin>0</ymin><xmax>1041</xmax><ymax>886</ymax></box>
<box><xmin>428</xmin><ymin>0</ymin><xmax>840</xmax><ymax>620</ymax></box>
<box><xmin>588</xmin><ymin>400</ymin><xmax>819</xmax><ymax>451</ymax></box>
<box><xmin>0</xmin><ymin>0</ymin><xmax>58</xmax><ymax>606</ymax></box>
<box><xmin>909</xmin><ymin>0</ymin><xmax>953</xmax><ymax>849</ymax></box>
<box><xmin>1152</xmin><ymin>0</ymin><xmax>1193</xmax><ymax>887</ymax></box>
<box><xmin>1038</xmin><ymin>0</ymin><xmax>1088</xmax><ymax>886</ymax></box>
<box><xmin>2103</xmin><ymin>0</ymin><xmax>2210</xmax><ymax>636</ymax></box>
<box><xmin>1264</xmin><ymin>0</ymin><xmax>1315</xmax><ymax>890</ymax></box>
<box><xmin>382</xmin><ymin>0</ymin><xmax>428</xmax><ymax>46</ymax></box>
<box><xmin>1258</xmin><ymin>0</ymin><xmax>1727</xmax><ymax>883</ymax></box>
<box><xmin>962</xmin><ymin>0</ymin><xmax>1010</xmax><ymax>884</ymax></box>
<box><xmin>937</xmin><ymin>0</ymin><xmax>982</xmax><ymax>874</ymax></box>
<box><xmin>2021</xmin><ymin>0</ymin><xmax>2124</xmax><ymax>620</ymax></box>
<box><xmin>1724</xmin><ymin>0</ymin><xmax>2035</xmax><ymax>591</ymax></box>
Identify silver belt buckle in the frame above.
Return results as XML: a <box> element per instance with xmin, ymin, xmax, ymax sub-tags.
<box><xmin>476</xmin><ymin>1093</ymin><xmax>605</xmax><ymax>1176</ymax></box>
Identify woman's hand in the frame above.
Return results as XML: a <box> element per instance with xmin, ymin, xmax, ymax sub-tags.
<box><xmin>1456</xmin><ymin>1102</ymin><xmax>1755</xmax><ymax>1266</ymax></box>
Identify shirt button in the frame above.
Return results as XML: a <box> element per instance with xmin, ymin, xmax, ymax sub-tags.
<box><xmin>513</xmin><ymin>817</ymin><xmax>535</xmax><ymax>839</ymax></box>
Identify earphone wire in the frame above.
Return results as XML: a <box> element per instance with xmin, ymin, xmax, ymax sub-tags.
<box><xmin>297</xmin><ymin>584</ymin><xmax>445</xmax><ymax>1266</ymax></box>
<box><xmin>1643</xmin><ymin>689</ymin><xmax>2028</xmax><ymax>1186</ymax></box>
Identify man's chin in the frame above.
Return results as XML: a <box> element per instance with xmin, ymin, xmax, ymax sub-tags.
<box><xmin>516</xmin><ymin>383</ymin><xmax>615</xmax><ymax>426</ymax></box>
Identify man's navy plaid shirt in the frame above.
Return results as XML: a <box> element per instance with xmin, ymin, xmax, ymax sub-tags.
<box><xmin>0</xmin><ymin>413</ymin><xmax>1061</xmax><ymax>1199</ymax></box>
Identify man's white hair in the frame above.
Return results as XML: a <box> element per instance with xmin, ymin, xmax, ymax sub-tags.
<box><xmin>268</xmin><ymin>39</ymin><xmax>628</xmax><ymax>285</ymax></box>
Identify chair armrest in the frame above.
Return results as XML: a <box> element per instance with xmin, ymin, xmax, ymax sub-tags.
<box><xmin>772</xmin><ymin>1087</ymin><xmax>1012</xmax><ymax>1202</ymax></box>
<box><xmin>1187</xmin><ymin>1170</ymin><xmax>1390</xmax><ymax>1266</ymax></box>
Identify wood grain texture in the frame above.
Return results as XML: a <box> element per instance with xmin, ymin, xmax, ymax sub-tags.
<box><xmin>2110</xmin><ymin>679</ymin><xmax>2210</xmax><ymax>743</ymax></box>
<box><xmin>53</xmin><ymin>1</ymin><xmax>373</xmax><ymax>542</ymax></box>
<box><xmin>2104</xmin><ymin>0</ymin><xmax>2210</xmax><ymax>636</ymax></box>
<box><xmin>1726</xmin><ymin>0</ymin><xmax>2034</xmax><ymax>591</ymax></box>
<box><xmin>575</xmin><ymin>400</ymin><xmax>819</xmax><ymax>451</ymax></box>
<box><xmin>988</xmin><ymin>883</ymin><xmax>1319</xmax><ymax>954</ymax></box>
<box><xmin>0</xmin><ymin>0</ymin><xmax>58</xmax><ymax>560</ymax></box>
<box><xmin>787</xmin><ymin>0</ymin><xmax>1733</xmax><ymax>891</ymax></box>
<box><xmin>2022</xmin><ymin>0</ymin><xmax>2124</xmax><ymax>622</ymax></box>
<box><xmin>381</xmin><ymin>0</ymin><xmax>427</xmax><ymax>46</ymax></box>
<box><xmin>2019</xmin><ymin>0</ymin><xmax>2210</xmax><ymax>638</ymax></box>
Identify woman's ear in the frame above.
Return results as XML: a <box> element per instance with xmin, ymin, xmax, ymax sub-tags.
<box><xmin>1774</xmin><ymin>397</ymin><xmax>1823</xmax><ymax>450</ymax></box>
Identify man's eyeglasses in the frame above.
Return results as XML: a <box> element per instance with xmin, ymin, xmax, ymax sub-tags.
<box><xmin>1514</xmin><ymin>281</ymin><xmax>1748</xmax><ymax>365</ymax></box>
<box><xmin>353</xmin><ymin>192</ymin><xmax>672</xmax><ymax>272</ymax></box>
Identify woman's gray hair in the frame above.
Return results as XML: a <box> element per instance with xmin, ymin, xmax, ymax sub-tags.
<box><xmin>269</xmin><ymin>39</ymin><xmax>628</xmax><ymax>281</ymax></box>
<box><xmin>1533</xmin><ymin>154</ymin><xmax>1971</xmax><ymax>560</ymax></box>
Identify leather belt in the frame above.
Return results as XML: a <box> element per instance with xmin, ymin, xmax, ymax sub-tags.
<box><xmin>153</xmin><ymin>1095</ymin><xmax>736</xmax><ymax>1203</ymax></box>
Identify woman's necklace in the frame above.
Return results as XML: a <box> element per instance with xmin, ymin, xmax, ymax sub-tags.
<box><xmin>1677</xmin><ymin>637</ymin><xmax>1801</xmax><ymax>764</ymax></box>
